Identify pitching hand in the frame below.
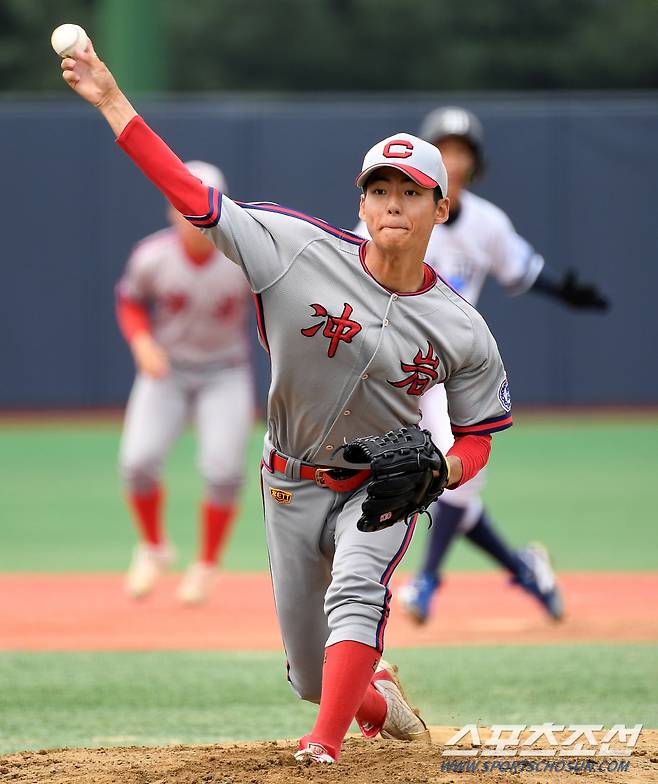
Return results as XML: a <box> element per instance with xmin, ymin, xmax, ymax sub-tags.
<box><xmin>60</xmin><ymin>40</ymin><xmax>119</xmax><ymax>109</ymax></box>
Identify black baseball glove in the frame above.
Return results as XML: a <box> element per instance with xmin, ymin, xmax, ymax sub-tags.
<box><xmin>558</xmin><ymin>270</ymin><xmax>609</xmax><ymax>310</ymax></box>
<box><xmin>534</xmin><ymin>267</ymin><xmax>609</xmax><ymax>310</ymax></box>
<box><xmin>338</xmin><ymin>426</ymin><xmax>449</xmax><ymax>533</ymax></box>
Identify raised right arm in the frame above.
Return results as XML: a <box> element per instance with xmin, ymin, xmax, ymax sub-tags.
<box><xmin>60</xmin><ymin>41</ymin><xmax>215</xmax><ymax>223</ymax></box>
<box><xmin>60</xmin><ymin>42</ymin><xmax>307</xmax><ymax>293</ymax></box>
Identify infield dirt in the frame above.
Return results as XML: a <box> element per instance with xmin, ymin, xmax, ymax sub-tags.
<box><xmin>3</xmin><ymin>572</ymin><xmax>657</xmax><ymax>650</ymax></box>
<box><xmin>1</xmin><ymin>728</ymin><xmax>656</xmax><ymax>784</ymax></box>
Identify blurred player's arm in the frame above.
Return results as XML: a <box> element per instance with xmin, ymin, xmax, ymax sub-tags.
<box><xmin>489</xmin><ymin>211</ymin><xmax>609</xmax><ymax>310</ymax></box>
<box><xmin>530</xmin><ymin>266</ymin><xmax>609</xmax><ymax>310</ymax></box>
<box><xmin>116</xmin><ymin>295</ymin><xmax>169</xmax><ymax>379</ymax></box>
<box><xmin>115</xmin><ymin>251</ymin><xmax>169</xmax><ymax>379</ymax></box>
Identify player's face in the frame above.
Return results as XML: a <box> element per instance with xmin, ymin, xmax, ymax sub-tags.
<box><xmin>437</xmin><ymin>137</ymin><xmax>476</xmax><ymax>198</ymax></box>
<box><xmin>359</xmin><ymin>168</ymin><xmax>448</xmax><ymax>255</ymax></box>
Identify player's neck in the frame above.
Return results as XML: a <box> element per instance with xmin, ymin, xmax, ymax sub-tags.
<box><xmin>180</xmin><ymin>234</ymin><xmax>214</xmax><ymax>266</ymax></box>
<box><xmin>364</xmin><ymin>241</ymin><xmax>426</xmax><ymax>293</ymax></box>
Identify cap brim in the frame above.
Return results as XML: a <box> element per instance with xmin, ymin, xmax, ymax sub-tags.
<box><xmin>355</xmin><ymin>163</ymin><xmax>438</xmax><ymax>189</ymax></box>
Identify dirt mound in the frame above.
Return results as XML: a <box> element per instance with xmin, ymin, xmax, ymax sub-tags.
<box><xmin>1</xmin><ymin>728</ymin><xmax>656</xmax><ymax>784</ymax></box>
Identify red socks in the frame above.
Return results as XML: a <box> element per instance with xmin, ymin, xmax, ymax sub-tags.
<box><xmin>200</xmin><ymin>502</ymin><xmax>236</xmax><ymax>564</ymax></box>
<box><xmin>127</xmin><ymin>491</ymin><xmax>235</xmax><ymax>564</ymax></box>
<box><xmin>300</xmin><ymin>641</ymin><xmax>387</xmax><ymax>761</ymax></box>
<box><xmin>128</xmin><ymin>485</ymin><xmax>163</xmax><ymax>546</ymax></box>
<box><xmin>355</xmin><ymin>680</ymin><xmax>388</xmax><ymax>738</ymax></box>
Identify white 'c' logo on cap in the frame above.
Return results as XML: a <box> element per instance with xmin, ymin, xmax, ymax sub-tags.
<box><xmin>383</xmin><ymin>140</ymin><xmax>413</xmax><ymax>159</ymax></box>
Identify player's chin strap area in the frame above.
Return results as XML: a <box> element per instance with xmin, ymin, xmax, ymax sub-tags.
<box><xmin>270</xmin><ymin>451</ymin><xmax>371</xmax><ymax>492</ymax></box>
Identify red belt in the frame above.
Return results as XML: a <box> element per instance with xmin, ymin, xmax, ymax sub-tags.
<box><xmin>270</xmin><ymin>452</ymin><xmax>371</xmax><ymax>492</ymax></box>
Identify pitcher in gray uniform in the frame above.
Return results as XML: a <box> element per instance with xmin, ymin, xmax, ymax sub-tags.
<box><xmin>116</xmin><ymin>161</ymin><xmax>253</xmax><ymax>605</ymax></box>
<box><xmin>60</xmin><ymin>44</ymin><xmax>513</xmax><ymax>764</ymax></box>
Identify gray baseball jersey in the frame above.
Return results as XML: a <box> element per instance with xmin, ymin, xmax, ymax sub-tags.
<box><xmin>202</xmin><ymin>197</ymin><xmax>512</xmax><ymax>468</ymax></box>
<box><xmin>118</xmin><ymin>227</ymin><xmax>251</xmax><ymax>367</ymax></box>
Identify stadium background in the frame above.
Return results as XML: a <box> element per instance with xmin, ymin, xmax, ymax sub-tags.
<box><xmin>2</xmin><ymin>95</ymin><xmax>658</xmax><ymax>408</ymax></box>
<box><xmin>0</xmin><ymin>1</ymin><xmax>657</xmax><ymax>781</ymax></box>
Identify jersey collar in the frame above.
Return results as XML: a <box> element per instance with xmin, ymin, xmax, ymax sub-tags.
<box><xmin>358</xmin><ymin>241</ymin><xmax>437</xmax><ymax>296</ymax></box>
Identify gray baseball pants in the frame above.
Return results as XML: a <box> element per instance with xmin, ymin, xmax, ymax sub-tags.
<box><xmin>260</xmin><ymin>441</ymin><xmax>416</xmax><ymax>703</ymax></box>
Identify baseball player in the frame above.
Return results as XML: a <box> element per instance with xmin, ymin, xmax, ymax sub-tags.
<box><xmin>61</xmin><ymin>46</ymin><xmax>514</xmax><ymax>764</ymax></box>
<box><xmin>355</xmin><ymin>106</ymin><xmax>609</xmax><ymax>624</ymax></box>
<box><xmin>116</xmin><ymin>162</ymin><xmax>253</xmax><ymax>604</ymax></box>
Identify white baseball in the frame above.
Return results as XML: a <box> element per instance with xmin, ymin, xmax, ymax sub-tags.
<box><xmin>51</xmin><ymin>24</ymin><xmax>89</xmax><ymax>58</ymax></box>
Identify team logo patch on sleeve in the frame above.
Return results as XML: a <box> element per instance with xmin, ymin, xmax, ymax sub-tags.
<box><xmin>498</xmin><ymin>377</ymin><xmax>512</xmax><ymax>412</ymax></box>
<box><xmin>270</xmin><ymin>487</ymin><xmax>293</xmax><ymax>505</ymax></box>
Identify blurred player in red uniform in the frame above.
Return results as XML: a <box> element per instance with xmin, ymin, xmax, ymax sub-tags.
<box><xmin>116</xmin><ymin>161</ymin><xmax>253</xmax><ymax>603</ymax></box>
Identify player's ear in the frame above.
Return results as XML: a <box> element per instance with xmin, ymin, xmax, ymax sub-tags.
<box><xmin>434</xmin><ymin>197</ymin><xmax>450</xmax><ymax>225</ymax></box>
<box><xmin>358</xmin><ymin>193</ymin><xmax>367</xmax><ymax>221</ymax></box>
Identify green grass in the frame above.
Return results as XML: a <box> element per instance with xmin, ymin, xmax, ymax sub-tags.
<box><xmin>0</xmin><ymin>413</ymin><xmax>656</xmax><ymax>573</ymax></box>
<box><xmin>0</xmin><ymin>644</ymin><xmax>654</xmax><ymax>754</ymax></box>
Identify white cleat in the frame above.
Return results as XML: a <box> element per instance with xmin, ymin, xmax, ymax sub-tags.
<box><xmin>125</xmin><ymin>542</ymin><xmax>174</xmax><ymax>599</ymax></box>
<box><xmin>373</xmin><ymin>660</ymin><xmax>431</xmax><ymax>743</ymax></box>
<box><xmin>177</xmin><ymin>561</ymin><xmax>215</xmax><ymax>605</ymax></box>
<box><xmin>293</xmin><ymin>743</ymin><xmax>335</xmax><ymax>764</ymax></box>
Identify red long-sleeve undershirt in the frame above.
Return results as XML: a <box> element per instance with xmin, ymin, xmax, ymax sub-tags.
<box><xmin>116</xmin><ymin>294</ymin><xmax>150</xmax><ymax>343</ymax></box>
<box><xmin>447</xmin><ymin>435</ymin><xmax>491</xmax><ymax>487</ymax></box>
<box><xmin>117</xmin><ymin>115</ymin><xmax>210</xmax><ymax>219</ymax></box>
